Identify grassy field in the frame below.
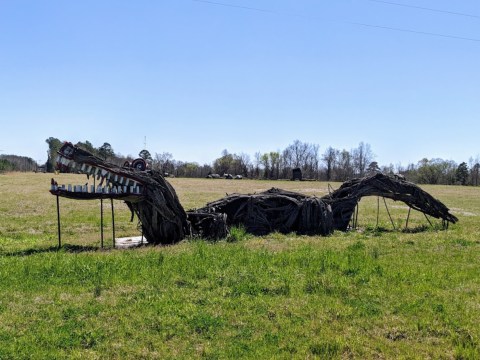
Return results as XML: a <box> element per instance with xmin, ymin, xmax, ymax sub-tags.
<box><xmin>0</xmin><ymin>172</ymin><xmax>479</xmax><ymax>359</ymax></box>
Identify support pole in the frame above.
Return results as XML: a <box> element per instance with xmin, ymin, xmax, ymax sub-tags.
<box><xmin>141</xmin><ymin>226</ymin><xmax>144</xmax><ymax>245</ymax></box>
<box><xmin>383</xmin><ymin>197</ymin><xmax>396</xmax><ymax>230</ymax></box>
<box><xmin>376</xmin><ymin>196</ymin><xmax>380</xmax><ymax>228</ymax></box>
<box><xmin>100</xmin><ymin>199</ymin><xmax>104</xmax><ymax>249</ymax></box>
<box><xmin>56</xmin><ymin>195</ymin><xmax>61</xmax><ymax>249</ymax></box>
<box><xmin>423</xmin><ymin>212</ymin><xmax>433</xmax><ymax>227</ymax></box>
<box><xmin>354</xmin><ymin>201</ymin><xmax>359</xmax><ymax>229</ymax></box>
<box><xmin>111</xmin><ymin>199</ymin><xmax>116</xmax><ymax>248</ymax></box>
<box><xmin>405</xmin><ymin>207</ymin><xmax>411</xmax><ymax>230</ymax></box>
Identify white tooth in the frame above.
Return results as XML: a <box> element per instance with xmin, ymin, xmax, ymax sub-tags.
<box><xmin>114</xmin><ymin>175</ymin><xmax>118</xmax><ymax>182</ymax></box>
<box><xmin>90</xmin><ymin>185</ymin><xmax>94</xmax><ymax>193</ymax></box>
<box><xmin>96</xmin><ymin>186</ymin><xmax>102</xmax><ymax>193</ymax></box>
<box><xmin>130</xmin><ymin>186</ymin><xmax>133</xmax><ymax>193</ymax></box>
<box><xmin>101</xmin><ymin>169</ymin><xmax>107</xmax><ymax>177</ymax></box>
<box><xmin>81</xmin><ymin>164</ymin><xmax>86</xmax><ymax>171</ymax></box>
<box><xmin>124</xmin><ymin>186</ymin><xmax>127</xmax><ymax>193</ymax></box>
<box><xmin>119</xmin><ymin>177</ymin><xmax>124</xmax><ymax>185</ymax></box>
<box><xmin>68</xmin><ymin>184</ymin><xmax>72</xmax><ymax>192</ymax></box>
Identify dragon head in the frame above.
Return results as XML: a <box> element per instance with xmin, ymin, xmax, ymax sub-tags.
<box><xmin>51</xmin><ymin>142</ymin><xmax>190</xmax><ymax>244</ymax></box>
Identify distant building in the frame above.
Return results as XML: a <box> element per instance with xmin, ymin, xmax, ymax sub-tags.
<box><xmin>292</xmin><ymin>168</ymin><xmax>302</xmax><ymax>181</ymax></box>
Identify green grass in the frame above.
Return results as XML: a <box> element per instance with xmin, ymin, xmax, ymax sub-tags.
<box><xmin>0</xmin><ymin>173</ymin><xmax>479</xmax><ymax>358</ymax></box>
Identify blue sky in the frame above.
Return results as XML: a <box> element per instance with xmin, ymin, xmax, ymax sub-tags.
<box><xmin>1</xmin><ymin>0</ymin><xmax>479</xmax><ymax>167</ymax></box>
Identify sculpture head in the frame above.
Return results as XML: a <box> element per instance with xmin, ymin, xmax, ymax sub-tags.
<box><xmin>52</xmin><ymin>142</ymin><xmax>189</xmax><ymax>244</ymax></box>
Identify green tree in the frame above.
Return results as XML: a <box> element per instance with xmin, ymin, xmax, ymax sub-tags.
<box><xmin>76</xmin><ymin>140</ymin><xmax>96</xmax><ymax>154</ymax></box>
<box><xmin>0</xmin><ymin>158</ymin><xmax>14</xmax><ymax>173</ymax></box>
<box><xmin>98</xmin><ymin>142</ymin><xmax>115</xmax><ymax>161</ymax></box>
<box><xmin>213</xmin><ymin>150</ymin><xmax>234</xmax><ymax>175</ymax></box>
<box><xmin>260</xmin><ymin>153</ymin><xmax>270</xmax><ymax>179</ymax></box>
<box><xmin>366</xmin><ymin>161</ymin><xmax>380</xmax><ymax>175</ymax></box>
<box><xmin>456</xmin><ymin>162</ymin><xmax>469</xmax><ymax>185</ymax></box>
<box><xmin>45</xmin><ymin>137</ymin><xmax>62</xmax><ymax>172</ymax></box>
<box><xmin>269</xmin><ymin>152</ymin><xmax>280</xmax><ymax>179</ymax></box>
<box><xmin>139</xmin><ymin>149</ymin><xmax>153</xmax><ymax>162</ymax></box>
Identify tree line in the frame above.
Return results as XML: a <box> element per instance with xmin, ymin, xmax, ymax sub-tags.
<box><xmin>3</xmin><ymin>137</ymin><xmax>479</xmax><ymax>187</ymax></box>
<box><xmin>0</xmin><ymin>154</ymin><xmax>38</xmax><ymax>173</ymax></box>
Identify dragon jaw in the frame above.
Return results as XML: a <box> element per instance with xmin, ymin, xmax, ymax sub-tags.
<box><xmin>51</xmin><ymin>142</ymin><xmax>146</xmax><ymax>201</ymax></box>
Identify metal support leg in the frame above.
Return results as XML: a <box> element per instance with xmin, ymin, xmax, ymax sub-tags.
<box><xmin>56</xmin><ymin>195</ymin><xmax>61</xmax><ymax>249</ymax></box>
<box><xmin>405</xmin><ymin>207</ymin><xmax>411</xmax><ymax>230</ymax></box>
<box><xmin>100</xmin><ymin>199</ymin><xmax>104</xmax><ymax>249</ymax></box>
<box><xmin>383</xmin><ymin>197</ymin><xmax>396</xmax><ymax>230</ymax></box>
<box><xmin>111</xmin><ymin>199</ymin><xmax>116</xmax><ymax>248</ymax></box>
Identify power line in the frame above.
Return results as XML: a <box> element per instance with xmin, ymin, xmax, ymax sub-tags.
<box><xmin>364</xmin><ymin>0</ymin><xmax>480</xmax><ymax>19</ymax></box>
<box><xmin>192</xmin><ymin>0</ymin><xmax>480</xmax><ymax>43</ymax></box>
<box><xmin>192</xmin><ymin>0</ymin><xmax>276</xmax><ymax>14</ymax></box>
<box><xmin>348</xmin><ymin>21</ymin><xmax>480</xmax><ymax>42</ymax></box>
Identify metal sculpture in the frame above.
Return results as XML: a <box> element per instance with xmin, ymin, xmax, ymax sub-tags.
<box><xmin>50</xmin><ymin>142</ymin><xmax>458</xmax><ymax>245</ymax></box>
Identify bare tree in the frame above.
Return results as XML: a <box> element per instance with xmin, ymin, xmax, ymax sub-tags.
<box><xmin>322</xmin><ymin>146</ymin><xmax>338</xmax><ymax>181</ymax></box>
<box><xmin>352</xmin><ymin>142</ymin><xmax>374</xmax><ymax>177</ymax></box>
<box><xmin>338</xmin><ymin>149</ymin><xmax>354</xmax><ymax>181</ymax></box>
<box><xmin>154</xmin><ymin>152</ymin><xmax>174</xmax><ymax>174</ymax></box>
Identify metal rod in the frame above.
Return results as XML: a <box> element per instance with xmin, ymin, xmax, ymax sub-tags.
<box><xmin>423</xmin><ymin>212</ymin><xmax>433</xmax><ymax>227</ymax></box>
<box><xmin>354</xmin><ymin>201</ymin><xmax>359</xmax><ymax>229</ymax></box>
<box><xmin>328</xmin><ymin>183</ymin><xmax>334</xmax><ymax>195</ymax></box>
<box><xmin>405</xmin><ymin>207</ymin><xmax>411</xmax><ymax>229</ymax></box>
<box><xmin>383</xmin><ymin>197</ymin><xmax>396</xmax><ymax>230</ymax></box>
<box><xmin>100</xmin><ymin>199</ymin><xmax>104</xmax><ymax>249</ymax></box>
<box><xmin>111</xmin><ymin>199</ymin><xmax>116</xmax><ymax>248</ymax></box>
<box><xmin>56</xmin><ymin>195</ymin><xmax>61</xmax><ymax>248</ymax></box>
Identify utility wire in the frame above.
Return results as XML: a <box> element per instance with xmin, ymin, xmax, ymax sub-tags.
<box><xmin>192</xmin><ymin>0</ymin><xmax>276</xmax><ymax>14</ymax></box>
<box><xmin>364</xmin><ymin>0</ymin><xmax>480</xmax><ymax>19</ymax></box>
<box><xmin>192</xmin><ymin>0</ymin><xmax>480</xmax><ymax>42</ymax></box>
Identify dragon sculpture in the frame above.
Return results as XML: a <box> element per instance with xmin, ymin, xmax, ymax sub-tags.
<box><xmin>51</xmin><ymin>142</ymin><xmax>458</xmax><ymax>245</ymax></box>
